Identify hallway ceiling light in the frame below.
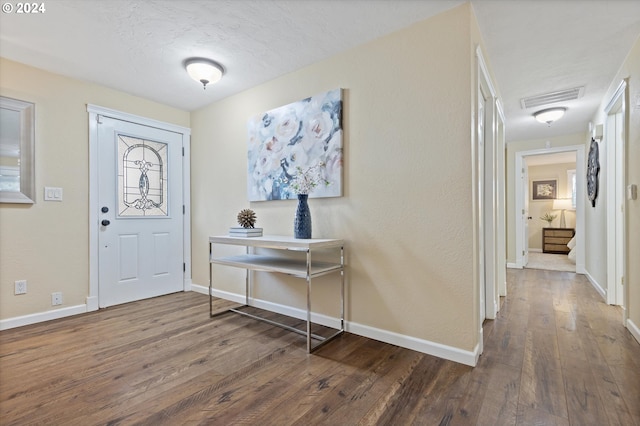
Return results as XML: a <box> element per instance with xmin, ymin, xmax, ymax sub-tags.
<box><xmin>185</xmin><ymin>58</ymin><xmax>224</xmax><ymax>89</ymax></box>
<box><xmin>534</xmin><ymin>107</ymin><xmax>566</xmax><ymax>125</ymax></box>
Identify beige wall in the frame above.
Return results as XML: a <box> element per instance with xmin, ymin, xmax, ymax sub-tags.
<box><xmin>0</xmin><ymin>58</ymin><xmax>189</xmax><ymax>319</ymax></box>
<box><xmin>505</xmin><ymin>133</ymin><xmax>586</xmax><ymax>264</ymax></box>
<box><xmin>191</xmin><ymin>4</ymin><xmax>484</xmax><ymax>352</ymax></box>
<box><xmin>527</xmin><ymin>162</ymin><xmax>576</xmax><ymax>250</ymax></box>
<box><xmin>584</xmin><ymin>139</ymin><xmax>608</xmax><ymax>289</ymax></box>
<box><xmin>590</xmin><ymin>35</ymin><xmax>640</xmax><ymax>334</ymax></box>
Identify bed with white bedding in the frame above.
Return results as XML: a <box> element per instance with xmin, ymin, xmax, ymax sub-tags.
<box><xmin>567</xmin><ymin>235</ymin><xmax>576</xmax><ymax>263</ymax></box>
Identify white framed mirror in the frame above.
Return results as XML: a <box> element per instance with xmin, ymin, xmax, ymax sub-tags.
<box><xmin>0</xmin><ymin>96</ymin><xmax>35</xmax><ymax>204</ymax></box>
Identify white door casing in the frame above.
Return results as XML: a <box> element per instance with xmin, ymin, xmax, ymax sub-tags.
<box><xmin>481</xmin><ymin>85</ymin><xmax>497</xmax><ymax>320</ymax></box>
<box><xmin>477</xmin><ymin>46</ymin><xmax>499</xmax><ymax>324</ymax></box>
<box><xmin>615</xmin><ymin>113</ymin><xmax>624</xmax><ymax>307</ymax></box>
<box><xmin>87</xmin><ymin>105</ymin><xmax>191</xmax><ymax>311</ymax></box>
<box><xmin>478</xmin><ymin>92</ymin><xmax>486</xmax><ymax>325</ymax></box>
<box><xmin>522</xmin><ymin>159</ymin><xmax>530</xmax><ymax>267</ymax></box>
<box><xmin>496</xmin><ymin>103</ymin><xmax>507</xmax><ymax>298</ymax></box>
<box><xmin>604</xmin><ymin>79</ymin><xmax>627</xmax><ymax>313</ymax></box>
<box><xmin>474</xmin><ymin>46</ymin><xmax>500</xmax><ymax>361</ymax></box>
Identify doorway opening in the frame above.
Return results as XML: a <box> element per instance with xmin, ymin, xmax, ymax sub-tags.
<box><xmin>514</xmin><ymin>145</ymin><xmax>586</xmax><ymax>274</ymax></box>
<box><xmin>524</xmin><ymin>151</ymin><xmax>577</xmax><ymax>272</ymax></box>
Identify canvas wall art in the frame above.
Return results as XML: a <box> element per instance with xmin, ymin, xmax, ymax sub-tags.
<box><xmin>247</xmin><ymin>88</ymin><xmax>343</xmax><ymax>201</ymax></box>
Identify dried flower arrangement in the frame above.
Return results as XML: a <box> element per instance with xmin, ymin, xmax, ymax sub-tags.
<box><xmin>540</xmin><ymin>212</ymin><xmax>557</xmax><ymax>226</ymax></box>
<box><xmin>290</xmin><ymin>163</ymin><xmax>330</xmax><ymax>195</ymax></box>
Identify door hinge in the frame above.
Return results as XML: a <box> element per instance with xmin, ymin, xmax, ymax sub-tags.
<box><xmin>183</xmin><ymin>263</ymin><xmax>186</xmax><ymax>272</ymax></box>
<box><xmin>97</xmin><ymin>114</ymin><xmax>103</xmax><ymax>124</ymax></box>
<box><xmin>183</xmin><ymin>205</ymin><xmax>185</xmax><ymax>214</ymax></box>
<box><xmin>621</xmin><ymin>276</ymin><xmax>624</xmax><ymax>286</ymax></box>
<box><xmin>522</xmin><ymin>250</ymin><xmax>525</xmax><ymax>256</ymax></box>
<box><xmin>182</xmin><ymin>147</ymin><xmax>185</xmax><ymax>156</ymax></box>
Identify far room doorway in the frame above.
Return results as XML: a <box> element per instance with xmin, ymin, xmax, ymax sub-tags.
<box><xmin>515</xmin><ymin>145</ymin><xmax>585</xmax><ymax>274</ymax></box>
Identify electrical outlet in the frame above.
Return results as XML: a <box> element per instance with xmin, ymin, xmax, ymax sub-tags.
<box><xmin>15</xmin><ymin>280</ymin><xmax>27</xmax><ymax>295</ymax></box>
<box><xmin>51</xmin><ymin>292</ymin><xmax>63</xmax><ymax>306</ymax></box>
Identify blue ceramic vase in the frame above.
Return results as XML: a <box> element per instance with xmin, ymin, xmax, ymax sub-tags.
<box><xmin>294</xmin><ymin>194</ymin><xmax>312</xmax><ymax>239</ymax></box>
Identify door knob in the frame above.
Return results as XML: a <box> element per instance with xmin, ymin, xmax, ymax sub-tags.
<box><xmin>101</xmin><ymin>206</ymin><xmax>109</xmax><ymax>213</ymax></box>
<box><xmin>101</xmin><ymin>220</ymin><xmax>111</xmax><ymax>226</ymax></box>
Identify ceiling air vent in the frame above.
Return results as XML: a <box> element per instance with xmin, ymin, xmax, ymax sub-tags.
<box><xmin>520</xmin><ymin>86</ymin><xmax>584</xmax><ymax>109</ymax></box>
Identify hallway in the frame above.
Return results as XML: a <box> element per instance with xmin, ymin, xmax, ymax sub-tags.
<box><xmin>483</xmin><ymin>268</ymin><xmax>640</xmax><ymax>424</ymax></box>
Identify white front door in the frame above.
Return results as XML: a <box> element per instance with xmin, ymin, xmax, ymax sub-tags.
<box><xmin>97</xmin><ymin>116</ymin><xmax>184</xmax><ymax>307</ymax></box>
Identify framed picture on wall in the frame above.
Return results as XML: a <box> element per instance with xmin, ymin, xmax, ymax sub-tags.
<box><xmin>532</xmin><ymin>179</ymin><xmax>557</xmax><ymax>200</ymax></box>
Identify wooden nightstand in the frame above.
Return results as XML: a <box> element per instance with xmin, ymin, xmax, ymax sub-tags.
<box><xmin>542</xmin><ymin>228</ymin><xmax>575</xmax><ymax>254</ymax></box>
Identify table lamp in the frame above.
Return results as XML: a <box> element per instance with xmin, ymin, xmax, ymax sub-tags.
<box><xmin>552</xmin><ymin>198</ymin><xmax>573</xmax><ymax>228</ymax></box>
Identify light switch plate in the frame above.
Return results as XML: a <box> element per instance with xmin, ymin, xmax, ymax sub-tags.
<box><xmin>44</xmin><ymin>187</ymin><xmax>63</xmax><ymax>201</ymax></box>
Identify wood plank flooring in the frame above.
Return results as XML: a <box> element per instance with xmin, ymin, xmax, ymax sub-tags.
<box><xmin>1</xmin><ymin>268</ymin><xmax>639</xmax><ymax>425</ymax></box>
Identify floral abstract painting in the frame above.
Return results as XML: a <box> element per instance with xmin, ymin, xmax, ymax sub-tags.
<box><xmin>247</xmin><ymin>88</ymin><xmax>343</xmax><ymax>201</ymax></box>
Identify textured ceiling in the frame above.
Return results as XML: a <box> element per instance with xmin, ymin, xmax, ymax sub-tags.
<box><xmin>0</xmin><ymin>0</ymin><xmax>463</xmax><ymax>110</ymax></box>
<box><xmin>1</xmin><ymin>0</ymin><xmax>639</xmax><ymax>143</ymax></box>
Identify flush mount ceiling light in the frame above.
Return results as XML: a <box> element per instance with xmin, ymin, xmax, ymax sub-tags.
<box><xmin>534</xmin><ymin>107</ymin><xmax>567</xmax><ymax>125</ymax></box>
<box><xmin>184</xmin><ymin>58</ymin><xmax>224</xmax><ymax>89</ymax></box>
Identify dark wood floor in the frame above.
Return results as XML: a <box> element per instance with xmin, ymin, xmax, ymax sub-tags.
<box><xmin>1</xmin><ymin>269</ymin><xmax>639</xmax><ymax>425</ymax></box>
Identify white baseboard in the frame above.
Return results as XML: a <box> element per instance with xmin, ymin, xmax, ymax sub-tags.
<box><xmin>0</xmin><ymin>304</ymin><xmax>87</xmax><ymax>331</ymax></box>
<box><xmin>507</xmin><ymin>262</ymin><xmax>521</xmax><ymax>269</ymax></box>
<box><xmin>347</xmin><ymin>322</ymin><xmax>479</xmax><ymax>366</ymax></box>
<box><xmin>2</xmin><ymin>280</ymin><xmax>195</xmax><ymax>330</ymax></box>
<box><xmin>195</xmin><ymin>284</ymin><xmax>479</xmax><ymax>367</ymax></box>
<box><xmin>191</xmin><ymin>283</ymin><xmax>209</xmax><ymax>295</ymax></box>
<box><xmin>584</xmin><ymin>270</ymin><xmax>606</xmax><ymax>301</ymax></box>
<box><xmin>528</xmin><ymin>248</ymin><xmax>542</xmax><ymax>253</ymax></box>
<box><xmin>1</xmin><ymin>284</ymin><xmax>480</xmax><ymax>367</ymax></box>
<box><xmin>626</xmin><ymin>318</ymin><xmax>640</xmax><ymax>345</ymax></box>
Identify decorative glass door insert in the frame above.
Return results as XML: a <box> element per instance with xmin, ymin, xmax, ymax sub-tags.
<box><xmin>117</xmin><ymin>134</ymin><xmax>168</xmax><ymax>217</ymax></box>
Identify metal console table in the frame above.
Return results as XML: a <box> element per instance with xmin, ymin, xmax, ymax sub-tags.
<box><xmin>208</xmin><ymin>235</ymin><xmax>345</xmax><ymax>353</ymax></box>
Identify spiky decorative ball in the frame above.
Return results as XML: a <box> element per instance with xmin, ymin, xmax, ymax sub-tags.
<box><xmin>237</xmin><ymin>209</ymin><xmax>257</xmax><ymax>228</ymax></box>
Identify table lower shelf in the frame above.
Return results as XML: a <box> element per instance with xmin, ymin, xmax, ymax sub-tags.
<box><xmin>210</xmin><ymin>254</ymin><xmax>342</xmax><ymax>278</ymax></box>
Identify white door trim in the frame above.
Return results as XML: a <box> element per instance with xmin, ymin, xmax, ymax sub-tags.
<box><xmin>603</xmin><ymin>79</ymin><xmax>627</xmax><ymax>315</ymax></box>
<box><xmin>514</xmin><ymin>145</ymin><xmax>586</xmax><ymax>274</ymax></box>
<box><xmin>86</xmin><ymin>105</ymin><xmax>191</xmax><ymax>311</ymax></box>
<box><xmin>479</xmin><ymin>47</ymin><xmax>498</xmax><ymax>321</ymax></box>
<box><xmin>474</xmin><ymin>46</ymin><xmax>500</xmax><ymax>355</ymax></box>
<box><xmin>496</xmin><ymin>101</ymin><xmax>507</xmax><ymax>298</ymax></box>
<box><xmin>514</xmin><ymin>155</ymin><xmax>529</xmax><ymax>269</ymax></box>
